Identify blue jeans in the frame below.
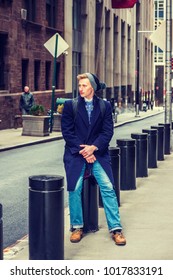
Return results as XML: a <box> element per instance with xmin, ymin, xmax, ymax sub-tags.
<box><xmin>69</xmin><ymin>160</ymin><xmax>122</xmax><ymax>232</ymax></box>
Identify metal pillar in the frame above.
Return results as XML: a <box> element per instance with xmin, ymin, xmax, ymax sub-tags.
<box><xmin>165</xmin><ymin>0</ymin><xmax>172</xmax><ymax>150</ymax></box>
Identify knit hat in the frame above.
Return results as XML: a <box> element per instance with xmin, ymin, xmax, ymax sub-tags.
<box><xmin>85</xmin><ymin>73</ymin><xmax>107</xmax><ymax>92</ymax></box>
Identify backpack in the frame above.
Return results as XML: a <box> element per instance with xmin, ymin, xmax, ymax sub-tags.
<box><xmin>72</xmin><ymin>97</ymin><xmax>106</xmax><ymax>121</ymax></box>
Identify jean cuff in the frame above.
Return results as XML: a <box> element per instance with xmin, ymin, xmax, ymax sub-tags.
<box><xmin>109</xmin><ymin>227</ymin><xmax>122</xmax><ymax>233</ymax></box>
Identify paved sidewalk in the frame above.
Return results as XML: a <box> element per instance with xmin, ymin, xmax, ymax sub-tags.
<box><xmin>2</xmin><ymin>106</ymin><xmax>173</xmax><ymax>260</ymax></box>
<box><xmin>0</xmin><ymin>107</ymin><xmax>163</xmax><ymax>151</ymax></box>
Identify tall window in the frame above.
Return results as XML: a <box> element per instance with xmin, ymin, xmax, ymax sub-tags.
<box><xmin>72</xmin><ymin>0</ymin><xmax>81</xmax><ymax>97</ymax></box>
<box><xmin>46</xmin><ymin>0</ymin><xmax>56</xmax><ymax>28</ymax></box>
<box><xmin>72</xmin><ymin>52</ymin><xmax>81</xmax><ymax>97</ymax></box>
<box><xmin>45</xmin><ymin>61</ymin><xmax>51</xmax><ymax>90</ymax></box>
<box><xmin>73</xmin><ymin>0</ymin><xmax>81</xmax><ymax>31</ymax></box>
<box><xmin>22</xmin><ymin>59</ymin><xmax>29</xmax><ymax>90</ymax></box>
<box><xmin>24</xmin><ymin>0</ymin><xmax>36</xmax><ymax>22</ymax></box>
<box><xmin>34</xmin><ymin>60</ymin><xmax>40</xmax><ymax>91</ymax></box>
<box><xmin>154</xmin><ymin>0</ymin><xmax>164</xmax><ymax>63</ymax></box>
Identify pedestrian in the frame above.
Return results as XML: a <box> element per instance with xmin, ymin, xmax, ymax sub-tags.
<box><xmin>61</xmin><ymin>73</ymin><xmax>126</xmax><ymax>246</ymax></box>
<box><xmin>19</xmin><ymin>86</ymin><xmax>34</xmax><ymax>115</ymax></box>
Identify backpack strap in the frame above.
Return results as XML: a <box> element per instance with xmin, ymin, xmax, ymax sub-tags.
<box><xmin>98</xmin><ymin>97</ymin><xmax>106</xmax><ymax>118</ymax></box>
<box><xmin>72</xmin><ymin>97</ymin><xmax>78</xmax><ymax>121</ymax></box>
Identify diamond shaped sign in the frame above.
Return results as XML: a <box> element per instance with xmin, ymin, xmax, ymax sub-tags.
<box><xmin>44</xmin><ymin>33</ymin><xmax>69</xmax><ymax>58</ymax></box>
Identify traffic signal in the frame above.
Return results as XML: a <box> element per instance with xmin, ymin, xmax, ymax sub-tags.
<box><xmin>111</xmin><ymin>0</ymin><xmax>137</xmax><ymax>9</ymax></box>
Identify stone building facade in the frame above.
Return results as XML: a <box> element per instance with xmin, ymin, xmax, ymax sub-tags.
<box><xmin>64</xmin><ymin>0</ymin><xmax>154</xmax><ymax>109</ymax></box>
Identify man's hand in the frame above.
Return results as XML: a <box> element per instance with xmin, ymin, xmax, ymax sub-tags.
<box><xmin>85</xmin><ymin>154</ymin><xmax>96</xmax><ymax>163</ymax></box>
<box><xmin>79</xmin><ymin>144</ymin><xmax>97</xmax><ymax>158</ymax></box>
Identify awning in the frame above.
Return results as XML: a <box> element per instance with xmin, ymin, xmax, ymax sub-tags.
<box><xmin>111</xmin><ymin>0</ymin><xmax>137</xmax><ymax>9</ymax></box>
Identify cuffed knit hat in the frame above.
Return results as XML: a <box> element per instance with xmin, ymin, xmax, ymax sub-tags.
<box><xmin>85</xmin><ymin>73</ymin><xmax>107</xmax><ymax>92</ymax></box>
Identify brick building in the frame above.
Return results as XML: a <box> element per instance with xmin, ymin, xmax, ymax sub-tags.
<box><xmin>0</xmin><ymin>0</ymin><xmax>66</xmax><ymax>129</ymax></box>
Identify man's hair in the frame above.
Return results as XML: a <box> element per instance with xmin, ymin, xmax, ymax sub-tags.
<box><xmin>77</xmin><ymin>73</ymin><xmax>88</xmax><ymax>81</ymax></box>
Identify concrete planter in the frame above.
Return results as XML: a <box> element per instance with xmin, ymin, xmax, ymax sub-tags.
<box><xmin>22</xmin><ymin>115</ymin><xmax>50</xmax><ymax>137</ymax></box>
<box><xmin>52</xmin><ymin>113</ymin><xmax>62</xmax><ymax>132</ymax></box>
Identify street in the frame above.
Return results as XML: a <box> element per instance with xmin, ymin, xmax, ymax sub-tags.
<box><xmin>0</xmin><ymin>113</ymin><xmax>164</xmax><ymax>248</ymax></box>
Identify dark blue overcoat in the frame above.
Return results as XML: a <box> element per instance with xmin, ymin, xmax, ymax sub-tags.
<box><xmin>61</xmin><ymin>94</ymin><xmax>115</xmax><ymax>191</ymax></box>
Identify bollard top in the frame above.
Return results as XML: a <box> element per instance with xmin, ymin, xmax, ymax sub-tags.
<box><xmin>142</xmin><ymin>129</ymin><xmax>157</xmax><ymax>135</ymax></box>
<box><xmin>109</xmin><ymin>147</ymin><xmax>120</xmax><ymax>156</ymax></box>
<box><xmin>116</xmin><ymin>139</ymin><xmax>136</xmax><ymax>146</ymax></box>
<box><xmin>131</xmin><ymin>133</ymin><xmax>148</xmax><ymax>140</ymax></box>
<box><xmin>151</xmin><ymin>125</ymin><xmax>164</xmax><ymax>131</ymax></box>
<box><xmin>0</xmin><ymin>204</ymin><xmax>2</xmax><ymax>219</ymax></box>
<box><xmin>29</xmin><ymin>175</ymin><xmax>64</xmax><ymax>191</ymax></box>
<box><xmin>158</xmin><ymin>123</ymin><xmax>170</xmax><ymax>128</ymax></box>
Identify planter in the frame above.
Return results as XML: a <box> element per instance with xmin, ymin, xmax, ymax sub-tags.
<box><xmin>22</xmin><ymin>115</ymin><xmax>50</xmax><ymax>137</ymax></box>
<box><xmin>52</xmin><ymin>113</ymin><xmax>62</xmax><ymax>132</ymax></box>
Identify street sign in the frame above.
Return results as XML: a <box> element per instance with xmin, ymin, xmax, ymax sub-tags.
<box><xmin>44</xmin><ymin>33</ymin><xmax>69</xmax><ymax>133</ymax></box>
<box><xmin>149</xmin><ymin>21</ymin><xmax>173</xmax><ymax>51</ymax></box>
<box><xmin>44</xmin><ymin>33</ymin><xmax>69</xmax><ymax>58</ymax></box>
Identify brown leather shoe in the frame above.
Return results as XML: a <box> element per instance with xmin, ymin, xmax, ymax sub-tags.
<box><xmin>70</xmin><ymin>229</ymin><xmax>83</xmax><ymax>243</ymax></box>
<box><xmin>112</xmin><ymin>232</ymin><xmax>126</xmax><ymax>246</ymax></box>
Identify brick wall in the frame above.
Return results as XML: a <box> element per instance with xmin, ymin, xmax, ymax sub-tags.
<box><xmin>0</xmin><ymin>0</ymin><xmax>65</xmax><ymax>92</ymax></box>
<box><xmin>0</xmin><ymin>90</ymin><xmax>73</xmax><ymax>129</ymax></box>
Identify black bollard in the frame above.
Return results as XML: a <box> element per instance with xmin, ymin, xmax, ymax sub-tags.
<box><xmin>142</xmin><ymin>129</ymin><xmax>157</xmax><ymax>168</ymax></box>
<box><xmin>109</xmin><ymin>147</ymin><xmax>120</xmax><ymax>206</ymax></box>
<box><xmin>82</xmin><ymin>176</ymin><xmax>99</xmax><ymax>233</ymax></box>
<box><xmin>0</xmin><ymin>204</ymin><xmax>3</xmax><ymax>260</ymax></box>
<box><xmin>131</xmin><ymin>133</ymin><xmax>148</xmax><ymax>177</ymax></box>
<box><xmin>158</xmin><ymin>123</ymin><xmax>171</xmax><ymax>155</ymax></box>
<box><xmin>29</xmin><ymin>175</ymin><xmax>64</xmax><ymax>260</ymax></box>
<box><xmin>151</xmin><ymin>125</ymin><xmax>164</xmax><ymax>161</ymax></box>
<box><xmin>116</xmin><ymin>139</ymin><xmax>136</xmax><ymax>190</ymax></box>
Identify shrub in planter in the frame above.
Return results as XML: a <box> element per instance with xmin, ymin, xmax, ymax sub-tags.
<box><xmin>30</xmin><ymin>104</ymin><xmax>45</xmax><ymax>116</ymax></box>
<box><xmin>22</xmin><ymin>104</ymin><xmax>50</xmax><ymax>137</ymax></box>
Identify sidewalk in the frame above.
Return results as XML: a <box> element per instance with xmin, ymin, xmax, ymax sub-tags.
<box><xmin>2</xmin><ymin>106</ymin><xmax>173</xmax><ymax>260</ymax></box>
<box><xmin>0</xmin><ymin>106</ymin><xmax>163</xmax><ymax>152</ymax></box>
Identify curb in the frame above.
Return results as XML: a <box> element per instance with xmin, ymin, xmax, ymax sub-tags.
<box><xmin>0</xmin><ymin>111</ymin><xmax>163</xmax><ymax>152</ymax></box>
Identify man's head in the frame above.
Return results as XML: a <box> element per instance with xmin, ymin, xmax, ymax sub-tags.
<box><xmin>24</xmin><ymin>86</ymin><xmax>29</xmax><ymax>93</ymax></box>
<box><xmin>77</xmin><ymin>73</ymin><xmax>106</xmax><ymax>99</ymax></box>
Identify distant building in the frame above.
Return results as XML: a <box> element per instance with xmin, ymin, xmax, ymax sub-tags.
<box><xmin>64</xmin><ymin>0</ymin><xmax>154</xmax><ymax>110</ymax></box>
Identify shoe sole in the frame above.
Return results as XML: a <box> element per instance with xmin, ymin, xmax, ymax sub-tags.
<box><xmin>70</xmin><ymin>238</ymin><xmax>82</xmax><ymax>243</ymax></box>
<box><xmin>115</xmin><ymin>242</ymin><xmax>126</xmax><ymax>246</ymax></box>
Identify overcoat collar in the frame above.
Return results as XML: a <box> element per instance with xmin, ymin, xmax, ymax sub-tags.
<box><xmin>77</xmin><ymin>94</ymin><xmax>101</xmax><ymax>133</ymax></box>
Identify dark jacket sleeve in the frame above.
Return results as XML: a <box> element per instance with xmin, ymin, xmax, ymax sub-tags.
<box><xmin>61</xmin><ymin>100</ymin><xmax>83</xmax><ymax>154</ymax></box>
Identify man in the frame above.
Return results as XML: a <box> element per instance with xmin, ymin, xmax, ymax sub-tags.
<box><xmin>19</xmin><ymin>86</ymin><xmax>34</xmax><ymax>115</ymax></box>
<box><xmin>61</xmin><ymin>73</ymin><xmax>126</xmax><ymax>246</ymax></box>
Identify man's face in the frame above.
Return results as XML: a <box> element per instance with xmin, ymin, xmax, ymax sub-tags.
<box><xmin>78</xmin><ymin>78</ymin><xmax>94</xmax><ymax>99</ymax></box>
<box><xmin>24</xmin><ymin>86</ymin><xmax>29</xmax><ymax>93</ymax></box>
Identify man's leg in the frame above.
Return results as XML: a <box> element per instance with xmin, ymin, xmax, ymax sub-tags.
<box><xmin>68</xmin><ymin>164</ymin><xmax>85</xmax><ymax>242</ymax></box>
<box><xmin>92</xmin><ymin>160</ymin><xmax>126</xmax><ymax>245</ymax></box>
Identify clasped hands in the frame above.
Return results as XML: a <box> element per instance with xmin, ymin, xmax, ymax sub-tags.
<box><xmin>79</xmin><ymin>144</ymin><xmax>97</xmax><ymax>163</ymax></box>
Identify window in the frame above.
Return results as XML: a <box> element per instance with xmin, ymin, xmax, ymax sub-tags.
<box><xmin>45</xmin><ymin>61</ymin><xmax>51</xmax><ymax>90</ymax></box>
<box><xmin>73</xmin><ymin>0</ymin><xmax>81</xmax><ymax>31</ymax></box>
<box><xmin>46</xmin><ymin>0</ymin><xmax>56</xmax><ymax>28</ymax></box>
<box><xmin>24</xmin><ymin>0</ymin><xmax>36</xmax><ymax>22</ymax></box>
<box><xmin>22</xmin><ymin>59</ymin><xmax>29</xmax><ymax>90</ymax></box>
<box><xmin>72</xmin><ymin>52</ymin><xmax>81</xmax><ymax>97</ymax></box>
<box><xmin>34</xmin><ymin>60</ymin><xmax>40</xmax><ymax>91</ymax></box>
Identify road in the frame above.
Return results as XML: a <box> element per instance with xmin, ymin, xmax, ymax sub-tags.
<box><xmin>0</xmin><ymin>113</ymin><xmax>164</xmax><ymax>248</ymax></box>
